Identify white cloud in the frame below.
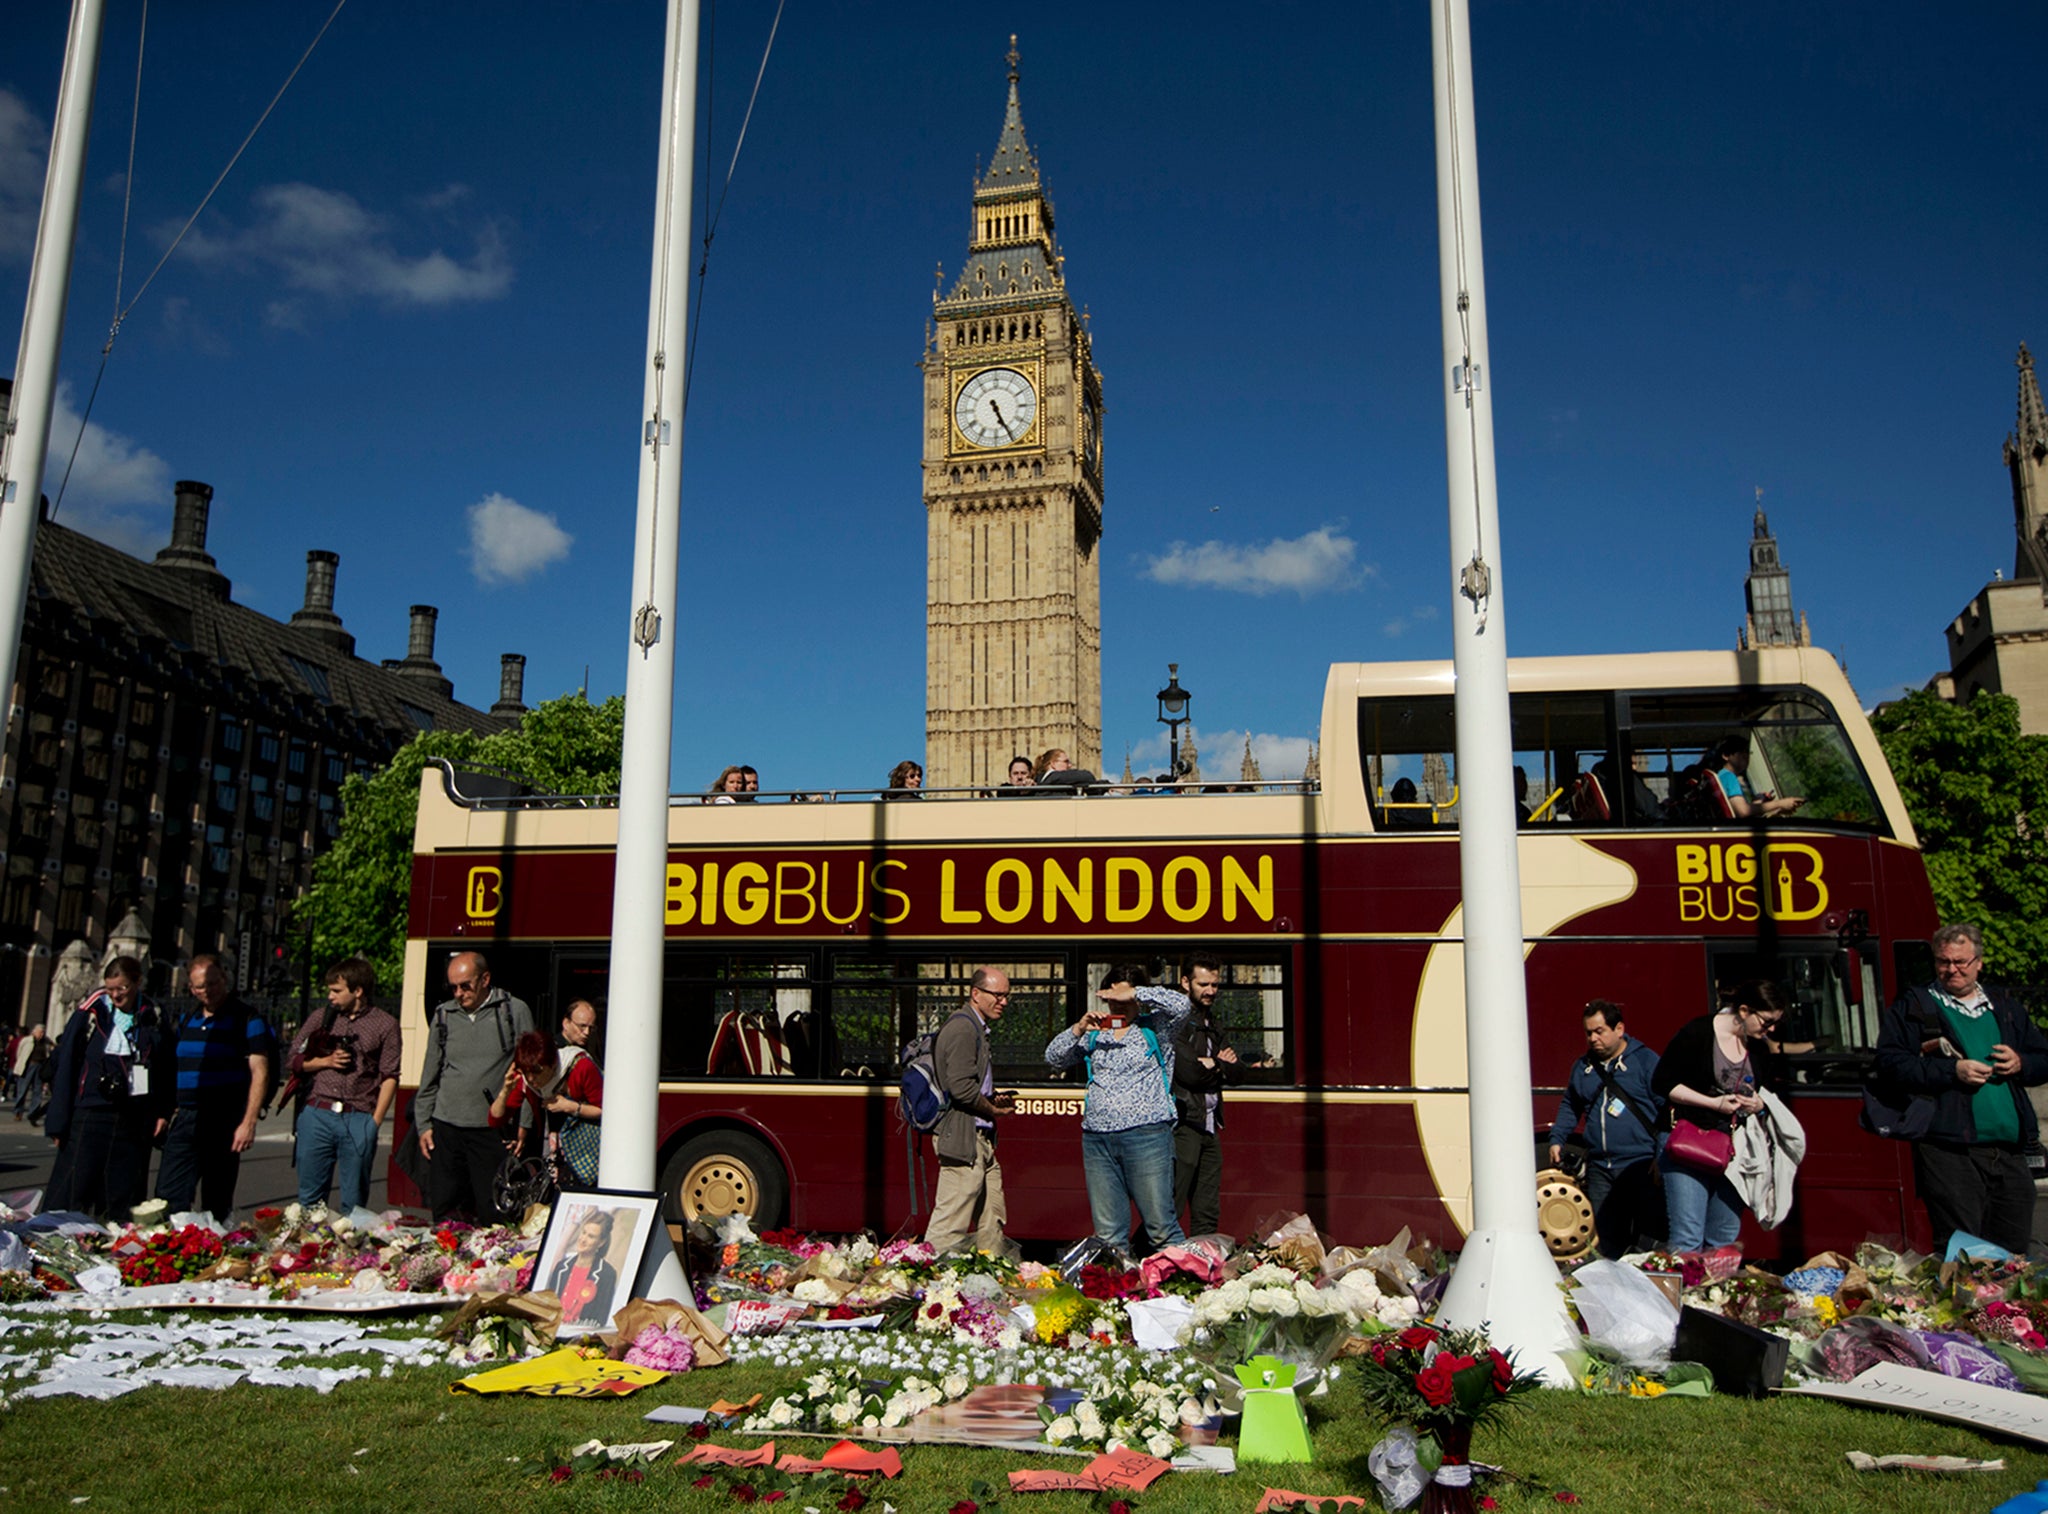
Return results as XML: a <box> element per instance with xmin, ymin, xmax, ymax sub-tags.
<box><xmin>0</xmin><ymin>89</ymin><xmax>50</xmax><ymax>265</ymax></box>
<box><xmin>176</xmin><ymin>182</ymin><xmax>512</xmax><ymax>310</ymax></box>
<box><xmin>1382</xmin><ymin>603</ymin><xmax>1442</xmax><ymax>638</ymax></box>
<box><xmin>466</xmin><ymin>492</ymin><xmax>572</xmax><ymax>585</ymax></box>
<box><xmin>28</xmin><ymin>385</ymin><xmax>174</xmax><ymax>555</ymax></box>
<box><xmin>1142</xmin><ymin>525</ymin><xmax>1367</xmax><ymax>597</ymax></box>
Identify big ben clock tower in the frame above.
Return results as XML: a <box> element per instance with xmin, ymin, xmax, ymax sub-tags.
<box><xmin>923</xmin><ymin>38</ymin><xmax>1104</xmax><ymax>788</ymax></box>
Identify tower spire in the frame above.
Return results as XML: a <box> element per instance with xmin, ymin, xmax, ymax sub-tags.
<box><xmin>2007</xmin><ymin>342</ymin><xmax>2048</xmax><ymax>589</ymax></box>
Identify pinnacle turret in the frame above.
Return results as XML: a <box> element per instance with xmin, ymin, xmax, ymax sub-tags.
<box><xmin>2008</xmin><ymin>343</ymin><xmax>2048</xmax><ymax>587</ymax></box>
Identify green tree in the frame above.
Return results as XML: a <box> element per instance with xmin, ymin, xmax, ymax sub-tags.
<box><xmin>294</xmin><ymin>693</ymin><xmax>626</xmax><ymax>990</ymax></box>
<box><xmin>1872</xmin><ymin>689</ymin><xmax>2048</xmax><ymax>986</ymax></box>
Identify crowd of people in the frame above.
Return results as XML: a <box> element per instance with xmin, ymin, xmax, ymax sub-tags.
<box><xmin>1547</xmin><ymin>922</ymin><xmax>2048</xmax><ymax>1259</ymax></box>
<box><xmin>11</xmin><ymin>948</ymin><xmax>606</xmax><ymax>1231</ymax></box>
<box><xmin>698</xmin><ymin>750</ymin><xmax>1261</xmax><ymax>803</ymax></box>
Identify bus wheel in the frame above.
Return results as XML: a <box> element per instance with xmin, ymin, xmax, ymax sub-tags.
<box><xmin>661</xmin><ymin>1131</ymin><xmax>787</xmax><ymax>1229</ymax></box>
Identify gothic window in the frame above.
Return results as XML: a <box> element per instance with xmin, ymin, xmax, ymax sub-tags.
<box><xmin>977</xmin><ymin>465</ymin><xmax>988</xmax><ymax>482</ymax></box>
<box><xmin>998</xmin><ymin>262</ymin><xmax>1008</xmax><ymax>279</ymax></box>
<box><xmin>1004</xmin><ymin>463</ymin><xmax>1016</xmax><ymax>481</ymax></box>
<box><xmin>1032</xmin><ymin>460</ymin><xmax>1044</xmax><ymax>479</ymax></box>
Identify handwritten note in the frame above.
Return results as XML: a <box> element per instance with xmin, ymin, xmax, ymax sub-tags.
<box><xmin>1007</xmin><ymin>1470</ymin><xmax>1109</xmax><ymax>1493</ymax></box>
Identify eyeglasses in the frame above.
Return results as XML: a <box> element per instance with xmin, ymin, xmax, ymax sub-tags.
<box><xmin>972</xmin><ymin>987</ymin><xmax>1010</xmax><ymax>1001</ymax></box>
<box><xmin>1934</xmin><ymin>956</ymin><xmax>1979</xmax><ymax>971</ymax></box>
<box><xmin>448</xmin><ymin>978</ymin><xmax>479</xmax><ymax>993</ymax></box>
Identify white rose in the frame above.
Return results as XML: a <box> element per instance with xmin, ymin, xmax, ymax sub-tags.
<box><xmin>942</xmin><ymin>1373</ymin><xmax>968</xmax><ymax>1398</ymax></box>
<box><xmin>1044</xmin><ymin>1415</ymin><xmax>1076</xmax><ymax>1445</ymax></box>
<box><xmin>829</xmin><ymin>1401</ymin><xmax>857</xmax><ymax>1426</ymax></box>
<box><xmin>880</xmin><ymin>1408</ymin><xmax>904</xmax><ymax>1429</ymax></box>
<box><xmin>1147</xmin><ymin>1433</ymin><xmax>1178</xmax><ymax>1460</ymax></box>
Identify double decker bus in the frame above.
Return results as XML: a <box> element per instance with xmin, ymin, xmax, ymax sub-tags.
<box><xmin>393</xmin><ymin>646</ymin><xmax>1939</xmax><ymax>1258</ymax></box>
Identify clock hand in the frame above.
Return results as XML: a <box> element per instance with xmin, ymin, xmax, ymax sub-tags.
<box><xmin>989</xmin><ymin>400</ymin><xmax>1016</xmax><ymax>440</ymax></box>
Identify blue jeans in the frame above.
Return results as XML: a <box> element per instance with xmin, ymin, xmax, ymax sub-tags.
<box><xmin>1081</xmin><ymin>1120</ymin><xmax>1185</xmax><ymax>1256</ymax></box>
<box><xmin>1660</xmin><ymin>1148</ymin><xmax>1747</xmax><ymax>1250</ymax></box>
<box><xmin>297</xmin><ymin>1104</ymin><xmax>380</xmax><ymax>1211</ymax></box>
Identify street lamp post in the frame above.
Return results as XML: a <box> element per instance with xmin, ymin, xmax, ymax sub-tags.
<box><xmin>1156</xmin><ymin>664</ymin><xmax>1192</xmax><ymax>783</ymax></box>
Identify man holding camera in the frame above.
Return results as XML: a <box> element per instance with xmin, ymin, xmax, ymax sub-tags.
<box><xmin>288</xmin><ymin>957</ymin><xmax>402</xmax><ymax>1213</ymax></box>
<box><xmin>155</xmin><ymin>955</ymin><xmax>275</xmax><ymax>1222</ymax></box>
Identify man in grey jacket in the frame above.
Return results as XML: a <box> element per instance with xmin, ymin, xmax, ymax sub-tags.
<box><xmin>923</xmin><ymin>967</ymin><xmax>1016</xmax><ymax>1255</ymax></box>
<box><xmin>412</xmin><ymin>952</ymin><xmax>534</xmax><ymax>1221</ymax></box>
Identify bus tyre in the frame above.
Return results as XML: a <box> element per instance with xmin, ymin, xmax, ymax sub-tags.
<box><xmin>661</xmin><ymin>1130</ymin><xmax>787</xmax><ymax>1229</ymax></box>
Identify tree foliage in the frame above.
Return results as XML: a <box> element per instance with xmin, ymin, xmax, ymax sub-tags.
<box><xmin>293</xmin><ymin>694</ymin><xmax>626</xmax><ymax>991</ymax></box>
<box><xmin>1872</xmin><ymin>689</ymin><xmax>2048</xmax><ymax>985</ymax></box>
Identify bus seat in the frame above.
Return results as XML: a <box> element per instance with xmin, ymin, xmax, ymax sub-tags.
<box><xmin>1568</xmin><ymin>771</ymin><xmax>1609</xmax><ymax>823</ymax></box>
<box><xmin>707</xmin><ymin>1009</ymin><xmax>793</xmax><ymax>1077</ymax></box>
<box><xmin>1704</xmin><ymin>770</ymin><xmax>1737</xmax><ymax>820</ymax></box>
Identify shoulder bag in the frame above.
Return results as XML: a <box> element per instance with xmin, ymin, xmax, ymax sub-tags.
<box><xmin>1666</xmin><ymin>1118</ymin><xmax>1734</xmax><ymax>1172</ymax></box>
<box><xmin>1859</xmin><ymin>988</ymin><xmax>1956</xmax><ymax>1141</ymax></box>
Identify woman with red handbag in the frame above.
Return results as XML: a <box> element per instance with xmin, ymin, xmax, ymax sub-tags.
<box><xmin>1651</xmin><ymin>982</ymin><xmax>1787</xmax><ymax>1250</ymax></box>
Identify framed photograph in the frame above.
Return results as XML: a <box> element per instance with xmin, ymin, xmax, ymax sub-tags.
<box><xmin>532</xmin><ymin>1188</ymin><xmax>660</xmax><ymax>1336</ymax></box>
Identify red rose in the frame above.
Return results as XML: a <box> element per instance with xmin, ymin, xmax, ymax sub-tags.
<box><xmin>690</xmin><ymin>1423</ymin><xmax>712</xmax><ymax>1441</ymax></box>
<box><xmin>1480</xmin><ymin>1500</ymin><xmax>1498</xmax><ymax>1511</ymax></box>
<box><xmin>762</xmin><ymin>1494</ymin><xmax>787</xmax><ymax>1504</ymax></box>
<box><xmin>1489</xmin><ymin>1349</ymin><xmax>1513</xmax><ymax>1392</ymax></box>
<box><xmin>625</xmin><ymin>1470</ymin><xmax>645</xmax><ymax>1484</ymax></box>
<box><xmin>733</xmin><ymin>1484</ymin><xmax>757</xmax><ymax>1504</ymax></box>
<box><xmin>1110</xmin><ymin>1502</ymin><xmax>1131</xmax><ymax>1514</ymax></box>
<box><xmin>693</xmin><ymin>1475</ymin><xmax>716</xmax><ymax>1489</ymax></box>
<box><xmin>1416</xmin><ymin>1361</ymin><xmax>1457</xmax><ymax>1407</ymax></box>
<box><xmin>548</xmin><ymin>1467</ymin><xmax>572</xmax><ymax>1483</ymax></box>
<box><xmin>837</xmin><ymin>1490</ymin><xmax>868</xmax><ymax>1512</ymax></box>
<box><xmin>1398</xmin><ymin>1326</ymin><xmax>1439</xmax><ymax>1350</ymax></box>
<box><xmin>1438</xmin><ymin>1353</ymin><xmax>1477</xmax><ymax>1375</ymax></box>
<box><xmin>950</xmin><ymin>1503</ymin><xmax>980</xmax><ymax>1514</ymax></box>
<box><xmin>1555</xmin><ymin>1494</ymin><xmax>1580</xmax><ymax>1505</ymax></box>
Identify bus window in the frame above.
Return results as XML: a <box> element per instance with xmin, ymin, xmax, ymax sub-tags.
<box><xmin>1507</xmin><ymin>692</ymin><xmax>1618</xmax><ymax>826</ymax></box>
<box><xmin>1080</xmin><ymin>954</ymin><xmax>1293</xmax><ymax>1082</ymax></box>
<box><xmin>1358</xmin><ymin>696</ymin><xmax>1458</xmax><ymax>829</ymax></box>
<box><xmin>1748</xmin><ymin>696</ymin><xmax>1882</xmax><ymax>830</ymax></box>
<box><xmin>827</xmin><ymin>953</ymin><xmax>1070</xmax><ymax>1089</ymax></box>
<box><xmin>1704</xmin><ymin>944</ymin><xmax>1878</xmax><ymax>1086</ymax></box>
<box><xmin>661</xmin><ymin>952</ymin><xmax>824</xmax><ymax>1080</ymax></box>
<box><xmin>1623</xmin><ymin>688</ymin><xmax>1886</xmax><ymax>833</ymax></box>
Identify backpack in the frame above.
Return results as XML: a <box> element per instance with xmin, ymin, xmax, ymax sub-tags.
<box><xmin>1084</xmin><ymin>1025</ymin><xmax>1165</xmax><ymax>1082</ymax></box>
<box><xmin>899</xmin><ymin>1009</ymin><xmax>978</xmax><ymax>1132</ymax></box>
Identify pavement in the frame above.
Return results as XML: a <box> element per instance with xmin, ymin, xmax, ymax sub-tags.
<box><xmin>0</xmin><ymin>1105</ymin><xmax>392</xmax><ymax>1215</ymax></box>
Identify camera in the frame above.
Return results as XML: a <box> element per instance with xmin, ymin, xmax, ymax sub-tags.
<box><xmin>98</xmin><ymin>1067</ymin><xmax>129</xmax><ymax>1100</ymax></box>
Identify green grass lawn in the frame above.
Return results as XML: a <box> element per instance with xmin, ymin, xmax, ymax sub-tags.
<box><xmin>4</xmin><ymin>1337</ymin><xmax>2045</xmax><ymax>1514</ymax></box>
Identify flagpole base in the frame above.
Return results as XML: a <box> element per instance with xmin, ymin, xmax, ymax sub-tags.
<box><xmin>1433</xmin><ymin>1226</ymin><xmax>1578</xmax><ymax>1386</ymax></box>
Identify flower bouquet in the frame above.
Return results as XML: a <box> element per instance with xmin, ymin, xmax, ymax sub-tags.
<box><xmin>1181</xmin><ymin>1262</ymin><xmax>1377</xmax><ymax>1395</ymax></box>
<box><xmin>1352</xmin><ymin>1324</ymin><xmax>1540</xmax><ymax>1514</ymax></box>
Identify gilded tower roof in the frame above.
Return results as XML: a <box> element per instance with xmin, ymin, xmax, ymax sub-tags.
<box><xmin>939</xmin><ymin>37</ymin><xmax>1064</xmax><ymax>313</ymax></box>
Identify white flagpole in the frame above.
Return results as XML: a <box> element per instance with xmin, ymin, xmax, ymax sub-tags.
<box><xmin>1425</xmin><ymin>0</ymin><xmax>1576</xmax><ymax>1382</ymax></box>
<box><xmin>601</xmin><ymin>0</ymin><xmax>700</xmax><ymax>1305</ymax></box>
<box><xmin>0</xmin><ymin>0</ymin><xmax>108</xmax><ymax>737</ymax></box>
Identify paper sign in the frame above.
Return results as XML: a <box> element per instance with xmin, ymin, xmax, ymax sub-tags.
<box><xmin>775</xmin><ymin>1443</ymin><xmax>904</xmax><ymax>1479</ymax></box>
<box><xmin>644</xmin><ymin>1405</ymin><xmax>712</xmax><ymax>1424</ymax></box>
<box><xmin>1782</xmin><ymin>1364</ymin><xmax>2048</xmax><ymax>1447</ymax></box>
<box><xmin>708</xmin><ymin>1396</ymin><xmax>763</xmax><ymax>1416</ymax></box>
<box><xmin>679</xmin><ymin>1442</ymin><xmax>777</xmax><ymax>1468</ymax></box>
<box><xmin>1083</xmin><ymin>1449</ymin><xmax>1172</xmax><ymax>1490</ymax></box>
<box><xmin>1008</xmin><ymin>1471</ymin><xmax>1107</xmax><ymax>1492</ymax></box>
<box><xmin>1253</xmin><ymin>1491</ymin><xmax>1370</xmax><ymax>1513</ymax></box>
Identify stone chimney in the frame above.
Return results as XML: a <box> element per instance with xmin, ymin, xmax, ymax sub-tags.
<box><xmin>385</xmin><ymin>604</ymin><xmax>453</xmax><ymax>697</ymax></box>
<box><xmin>491</xmin><ymin>653</ymin><xmax>528</xmax><ymax>719</ymax></box>
<box><xmin>287</xmin><ymin>549</ymin><xmax>355</xmax><ymax>654</ymax></box>
<box><xmin>153</xmin><ymin>480</ymin><xmax>231</xmax><ymax>598</ymax></box>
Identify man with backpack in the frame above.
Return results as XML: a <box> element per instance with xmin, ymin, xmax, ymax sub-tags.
<box><xmin>1052</xmin><ymin>965</ymin><xmax>1193</xmax><ymax>1260</ymax></box>
<box><xmin>413</xmin><ymin>952</ymin><xmax>534</xmax><ymax>1222</ymax></box>
<box><xmin>155</xmin><ymin>954</ymin><xmax>275</xmax><ymax>1222</ymax></box>
<box><xmin>922</xmin><ymin>967</ymin><xmax>1017</xmax><ymax>1256</ymax></box>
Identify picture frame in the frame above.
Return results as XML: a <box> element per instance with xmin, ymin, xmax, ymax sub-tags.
<box><xmin>531</xmin><ymin>1187</ymin><xmax>660</xmax><ymax>1336</ymax></box>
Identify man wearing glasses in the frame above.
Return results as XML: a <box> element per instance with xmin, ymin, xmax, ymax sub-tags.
<box><xmin>411</xmin><ymin>952</ymin><xmax>535</xmax><ymax>1221</ymax></box>
<box><xmin>924</xmin><ymin>967</ymin><xmax>1017</xmax><ymax>1255</ymax></box>
<box><xmin>1875</xmin><ymin>923</ymin><xmax>2048</xmax><ymax>1254</ymax></box>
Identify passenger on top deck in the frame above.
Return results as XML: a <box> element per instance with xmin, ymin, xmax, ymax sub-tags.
<box><xmin>1708</xmin><ymin>737</ymin><xmax>1805</xmax><ymax>820</ymax></box>
<box><xmin>884</xmin><ymin>760</ymin><xmax>924</xmax><ymax>800</ymax></box>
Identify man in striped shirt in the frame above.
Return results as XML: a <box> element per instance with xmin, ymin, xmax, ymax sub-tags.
<box><xmin>155</xmin><ymin>955</ymin><xmax>275</xmax><ymax>1222</ymax></box>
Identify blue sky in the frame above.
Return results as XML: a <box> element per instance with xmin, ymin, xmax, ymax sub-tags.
<box><xmin>4</xmin><ymin>3</ymin><xmax>2044</xmax><ymax>791</ymax></box>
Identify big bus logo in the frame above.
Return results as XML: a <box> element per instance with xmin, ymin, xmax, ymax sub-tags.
<box><xmin>466</xmin><ymin>866</ymin><xmax>504</xmax><ymax>923</ymax></box>
<box><xmin>1674</xmin><ymin>842</ymin><xmax>1826</xmax><ymax>923</ymax></box>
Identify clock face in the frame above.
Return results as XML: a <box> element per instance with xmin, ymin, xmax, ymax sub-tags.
<box><xmin>954</xmin><ymin>367</ymin><xmax>1038</xmax><ymax>449</ymax></box>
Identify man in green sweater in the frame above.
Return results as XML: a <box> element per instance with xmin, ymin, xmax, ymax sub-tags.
<box><xmin>1875</xmin><ymin>923</ymin><xmax>2048</xmax><ymax>1254</ymax></box>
